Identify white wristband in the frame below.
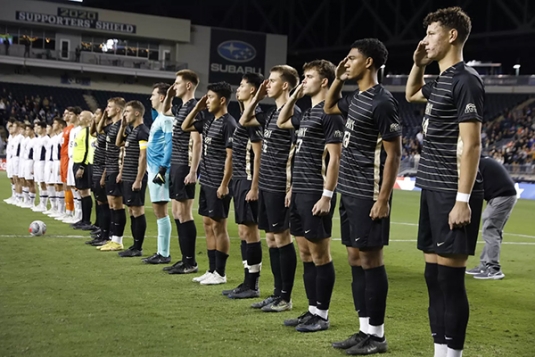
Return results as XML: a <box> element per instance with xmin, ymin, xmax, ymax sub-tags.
<box><xmin>322</xmin><ymin>189</ymin><xmax>334</xmax><ymax>198</ymax></box>
<box><xmin>456</xmin><ymin>193</ymin><xmax>470</xmax><ymax>203</ymax></box>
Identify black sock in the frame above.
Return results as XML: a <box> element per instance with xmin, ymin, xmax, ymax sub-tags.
<box><xmin>364</xmin><ymin>265</ymin><xmax>389</xmax><ymax>326</ymax></box>
<box><xmin>351</xmin><ymin>265</ymin><xmax>369</xmax><ymax>330</ymax></box>
<box><xmin>130</xmin><ymin>216</ymin><xmax>137</xmax><ymax>245</ymax></box>
<box><xmin>100</xmin><ymin>203</ymin><xmax>110</xmax><ymax>239</ymax></box>
<box><xmin>181</xmin><ymin>220</ymin><xmax>197</xmax><ymax>265</ymax></box>
<box><xmin>269</xmin><ymin>247</ymin><xmax>282</xmax><ymax>297</ymax></box>
<box><xmin>215</xmin><ymin>250</ymin><xmax>229</xmax><ymax>277</ymax></box>
<box><xmin>207</xmin><ymin>249</ymin><xmax>216</xmax><ymax>273</ymax></box>
<box><xmin>114</xmin><ymin>208</ymin><xmax>126</xmax><ymax>237</ymax></box>
<box><xmin>175</xmin><ymin>219</ymin><xmax>185</xmax><ymax>261</ymax></box>
<box><xmin>134</xmin><ymin>214</ymin><xmax>147</xmax><ymax>250</ymax></box>
<box><xmin>303</xmin><ymin>262</ymin><xmax>317</xmax><ymax>307</ymax></box>
<box><xmin>81</xmin><ymin>196</ymin><xmax>92</xmax><ymax>224</ymax></box>
<box><xmin>109</xmin><ymin>208</ymin><xmax>116</xmax><ymax>237</ymax></box>
<box><xmin>240</xmin><ymin>240</ymin><xmax>249</xmax><ymax>285</ymax></box>
<box><xmin>246</xmin><ymin>242</ymin><xmax>262</xmax><ymax>290</ymax></box>
<box><xmin>438</xmin><ymin>265</ymin><xmax>469</xmax><ymax>350</ymax></box>
<box><xmin>425</xmin><ymin>262</ymin><xmax>445</xmax><ymax>345</ymax></box>
<box><xmin>316</xmin><ymin>261</ymin><xmax>335</xmax><ymax>312</ymax></box>
<box><xmin>94</xmin><ymin>200</ymin><xmax>101</xmax><ymax>227</ymax></box>
<box><xmin>279</xmin><ymin>243</ymin><xmax>297</xmax><ymax>302</ymax></box>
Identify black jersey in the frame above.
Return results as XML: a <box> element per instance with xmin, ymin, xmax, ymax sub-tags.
<box><xmin>479</xmin><ymin>156</ymin><xmax>516</xmax><ymax>201</ymax></box>
<box><xmin>122</xmin><ymin>123</ymin><xmax>150</xmax><ymax>182</ymax></box>
<box><xmin>291</xmin><ymin>101</ymin><xmax>344</xmax><ymax>193</ymax></box>
<box><xmin>104</xmin><ymin>121</ymin><xmax>129</xmax><ymax>174</ymax></box>
<box><xmin>232</xmin><ymin>107</ymin><xmax>264</xmax><ymax>180</ymax></box>
<box><xmin>416</xmin><ymin>62</ymin><xmax>485</xmax><ymax>194</ymax></box>
<box><xmin>258</xmin><ymin>105</ymin><xmax>302</xmax><ymax>193</ymax></box>
<box><xmin>337</xmin><ymin>84</ymin><xmax>402</xmax><ymax>200</ymax></box>
<box><xmin>194</xmin><ymin>113</ymin><xmax>237</xmax><ymax>188</ymax></box>
<box><xmin>171</xmin><ymin>98</ymin><xmax>199</xmax><ymax>167</ymax></box>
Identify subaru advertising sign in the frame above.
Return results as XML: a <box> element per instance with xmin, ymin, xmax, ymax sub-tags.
<box><xmin>209</xmin><ymin>28</ymin><xmax>266</xmax><ymax>84</ymax></box>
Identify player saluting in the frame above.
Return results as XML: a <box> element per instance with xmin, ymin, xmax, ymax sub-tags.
<box><xmin>325</xmin><ymin>38</ymin><xmax>402</xmax><ymax>355</ymax></box>
<box><xmin>405</xmin><ymin>7</ymin><xmax>484</xmax><ymax>357</ymax></box>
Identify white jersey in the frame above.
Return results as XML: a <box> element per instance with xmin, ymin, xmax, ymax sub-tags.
<box><xmin>33</xmin><ymin>135</ymin><xmax>49</xmax><ymax>162</ymax></box>
<box><xmin>21</xmin><ymin>137</ymin><xmax>30</xmax><ymax>160</ymax></box>
<box><xmin>52</xmin><ymin>134</ymin><xmax>62</xmax><ymax>162</ymax></box>
<box><xmin>11</xmin><ymin>134</ymin><xmax>23</xmax><ymax>158</ymax></box>
<box><xmin>46</xmin><ymin>134</ymin><xmax>55</xmax><ymax>162</ymax></box>
<box><xmin>6</xmin><ymin>135</ymin><xmax>13</xmax><ymax>160</ymax></box>
<box><xmin>68</xmin><ymin>126</ymin><xmax>82</xmax><ymax>159</ymax></box>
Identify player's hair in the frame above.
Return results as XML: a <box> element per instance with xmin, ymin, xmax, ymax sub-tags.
<box><xmin>37</xmin><ymin>121</ymin><xmax>47</xmax><ymax>129</ymax></box>
<box><xmin>242</xmin><ymin>73</ymin><xmax>264</xmax><ymax>90</ymax></box>
<box><xmin>25</xmin><ymin>124</ymin><xmax>34</xmax><ymax>130</ymax></box>
<box><xmin>176</xmin><ymin>69</ymin><xmax>199</xmax><ymax>87</ymax></box>
<box><xmin>66</xmin><ymin>106</ymin><xmax>82</xmax><ymax>115</ymax></box>
<box><xmin>350</xmin><ymin>38</ymin><xmax>388</xmax><ymax>70</ymax></box>
<box><xmin>8</xmin><ymin>118</ymin><xmax>16</xmax><ymax>124</ymax></box>
<box><xmin>423</xmin><ymin>6</ymin><xmax>472</xmax><ymax>44</ymax></box>
<box><xmin>207</xmin><ymin>82</ymin><xmax>232</xmax><ymax>102</ymax></box>
<box><xmin>126</xmin><ymin>100</ymin><xmax>146</xmax><ymax>117</ymax></box>
<box><xmin>153</xmin><ymin>82</ymin><xmax>171</xmax><ymax>97</ymax></box>
<box><xmin>107</xmin><ymin>97</ymin><xmax>126</xmax><ymax>109</ymax></box>
<box><xmin>302</xmin><ymin>60</ymin><xmax>336</xmax><ymax>86</ymax></box>
<box><xmin>270</xmin><ymin>65</ymin><xmax>300</xmax><ymax>90</ymax></box>
<box><xmin>53</xmin><ymin>117</ymin><xmax>67</xmax><ymax>128</ymax></box>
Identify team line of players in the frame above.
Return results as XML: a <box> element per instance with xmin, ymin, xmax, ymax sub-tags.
<box><xmin>3</xmin><ymin>8</ymin><xmax>485</xmax><ymax>356</ymax></box>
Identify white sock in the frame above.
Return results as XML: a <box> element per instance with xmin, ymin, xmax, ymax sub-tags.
<box><xmin>308</xmin><ymin>305</ymin><xmax>316</xmax><ymax>314</ymax></box>
<box><xmin>29</xmin><ymin>193</ymin><xmax>35</xmax><ymax>205</ymax></box>
<box><xmin>446</xmin><ymin>348</ymin><xmax>462</xmax><ymax>357</ymax></box>
<box><xmin>359</xmin><ymin>317</ymin><xmax>370</xmax><ymax>334</ymax></box>
<box><xmin>368</xmin><ymin>324</ymin><xmax>384</xmax><ymax>338</ymax></box>
<box><xmin>48</xmin><ymin>187</ymin><xmax>56</xmax><ymax>209</ymax></box>
<box><xmin>434</xmin><ymin>344</ymin><xmax>448</xmax><ymax>357</ymax></box>
<box><xmin>112</xmin><ymin>236</ymin><xmax>123</xmax><ymax>245</ymax></box>
<box><xmin>11</xmin><ymin>184</ymin><xmax>15</xmax><ymax>198</ymax></box>
<box><xmin>315</xmin><ymin>308</ymin><xmax>328</xmax><ymax>320</ymax></box>
<box><xmin>23</xmin><ymin>189</ymin><xmax>29</xmax><ymax>202</ymax></box>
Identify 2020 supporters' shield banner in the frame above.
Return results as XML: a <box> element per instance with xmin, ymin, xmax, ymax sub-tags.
<box><xmin>209</xmin><ymin>28</ymin><xmax>266</xmax><ymax>84</ymax></box>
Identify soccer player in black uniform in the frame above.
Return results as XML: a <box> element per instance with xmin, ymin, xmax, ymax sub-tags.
<box><xmin>97</xmin><ymin>97</ymin><xmax>129</xmax><ymax>252</ymax></box>
<box><xmin>223</xmin><ymin>73</ymin><xmax>265</xmax><ymax>299</ymax></box>
<box><xmin>325</xmin><ymin>39</ymin><xmax>402</xmax><ymax>354</ymax></box>
<box><xmin>241</xmin><ymin>65</ymin><xmax>301</xmax><ymax>312</ymax></box>
<box><xmin>405</xmin><ymin>7</ymin><xmax>484</xmax><ymax>357</ymax></box>
<box><xmin>182</xmin><ymin>82</ymin><xmax>237</xmax><ymax>285</ymax></box>
<box><xmin>162</xmin><ymin>70</ymin><xmax>202</xmax><ymax>274</ymax></box>
<box><xmin>277</xmin><ymin>60</ymin><xmax>344</xmax><ymax>332</ymax></box>
<box><xmin>116</xmin><ymin>101</ymin><xmax>150</xmax><ymax>257</ymax></box>
<box><xmin>87</xmin><ymin>109</ymin><xmax>112</xmax><ymax>246</ymax></box>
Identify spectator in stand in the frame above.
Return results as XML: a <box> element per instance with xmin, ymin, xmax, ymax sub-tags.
<box><xmin>3</xmin><ymin>37</ymin><xmax>9</xmax><ymax>55</ymax></box>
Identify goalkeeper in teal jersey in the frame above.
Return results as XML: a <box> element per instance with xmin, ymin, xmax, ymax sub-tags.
<box><xmin>143</xmin><ymin>83</ymin><xmax>174</xmax><ymax>265</ymax></box>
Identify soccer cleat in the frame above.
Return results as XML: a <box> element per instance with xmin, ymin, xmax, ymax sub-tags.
<box><xmin>295</xmin><ymin>314</ymin><xmax>330</xmax><ymax>333</ymax></box>
<box><xmin>168</xmin><ymin>263</ymin><xmax>199</xmax><ymax>275</ymax></box>
<box><xmin>222</xmin><ymin>283</ymin><xmax>246</xmax><ymax>296</ymax></box>
<box><xmin>143</xmin><ymin>253</ymin><xmax>171</xmax><ymax>264</ymax></box>
<box><xmin>466</xmin><ymin>264</ymin><xmax>486</xmax><ymax>275</ymax></box>
<box><xmin>200</xmin><ymin>271</ymin><xmax>227</xmax><ymax>285</ymax></box>
<box><xmin>228</xmin><ymin>288</ymin><xmax>260</xmax><ymax>299</ymax></box>
<box><xmin>192</xmin><ymin>271</ymin><xmax>214</xmax><ymax>283</ymax></box>
<box><xmin>261</xmin><ymin>297</ymin><xmax>292</xmax><ymax>312</ymax></box>
<box><xmin>91</xmin><ymin>239</ymin><xmax>110</xmax><ymax>247</ymax></box>
<box><xmin>345</xmin><ymin>335</ymin><xmax>388</xmax><ymax>355</ymax></box>
<box><xmin>63</xmin><ymin>216</ymin><xmax>79</xmax><ymax>224</ymax></box>
<box><xmin>474</xmin><ymin>267</ymin><xmax>505</xmax><ymax>280</ymax></box>
<box><xmin>284</xmin><ymin>311</ymin><xmax>315</xmax><ymax>327</ymax></box>
<box><xmin>332</xmin><ymin>332</ymin><xmax>369</xmax><ymax>349</ymax></box>
<box><xmin>251</xmin><ymin>295</ymin><xmax>278</xmax><ymax>309</ymax></box>
<box><xmin>98</xmin><ymin>242</ymin><xmax>124</xmax><ymax>251</ymax></box>
<box><xmin>163</xmin><ymin>260</ymin><xmax>184</xmax><ymax>272</ymax></box>
<box><xmin>118</xmin><ymin>248</ymin><xmax>143</xmax><ymax>257</ymax></box>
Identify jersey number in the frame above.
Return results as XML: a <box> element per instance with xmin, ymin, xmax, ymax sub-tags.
<box><xmin>262</xmin><ymin>142</ymin><xmax>268</xmax><ymax>153</ymax></box>
<box><xmin>343</xmin><ymin>131</ymin><xmax>351</xmax><ymax>148</ymax></box>
<box><xmin>295</xmin><ymin>139</ymin><xmax>303</xmax><ymax>153</ymax></box>
<box><xmin>204</xmin><ymin>143</ymin><xmax>208</xmax><ymax>156</ymax></box>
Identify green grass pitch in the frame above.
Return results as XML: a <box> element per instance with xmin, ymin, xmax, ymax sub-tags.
<box><xmin>0</xmin><ymin>171</ymin><xmax>534</xmax><ymax>357</ymax></box>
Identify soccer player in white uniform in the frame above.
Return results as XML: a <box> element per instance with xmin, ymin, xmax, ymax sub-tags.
<box><xmin>9</xmin><ymin>122</ymin><xmax>25</xmax><ymax>205</ymax></box>
<box><xmin>32</xmin><ymin>121</ymin><xmax>50</xmax><ymax>212</ymax></box>
<box><xmin>4</xmin><ymin>120</ymin><xmax>17</xmax><ymax>203</ymax></box>
<box><xmin>48</xmin><ymin>118</ymin><xmax>67</xmax><ymax>217</ymax></box>
<box><xmin>43</xmin><ymin>123</ymin><xmax>58</xmax><ymax>214</ymax></box>
<box><xmin>21</xmin><ymin>124</ymin><xmax>37</xmax><ymax>208</ymax></box>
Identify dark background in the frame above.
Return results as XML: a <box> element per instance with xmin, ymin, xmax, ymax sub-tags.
<box><xmin>42</xmin><ymin>0</ymin><xmax>535</xmax><ymax>75</ymax></box>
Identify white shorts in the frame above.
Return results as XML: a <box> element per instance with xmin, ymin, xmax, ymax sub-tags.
<box><xmin>53</xmin><ymin>161</ymin><xmax>62</xmax><ymax>184</ymax></box>
<box><xmin>44</xmin><ymin>161</ymin><xmax>54</xmax><ymax>184</ymax></box>
<box><xmin>148</xmin><ymin>169</ymin><xmax>170</xmax><ymax>203</ymax></box>
<box><xmin>11</xmin><ymin>158</ymin><xmax>20</xmax><ymax>177</ymax></box>
<box><xmin>24</xmin><ymin>160</ymin><xmax>34</xmax><ymax>181</ymax></box>
<box><xmin>34</xmin><ymin>161</ymin><xmax>46</xmax><ymax>183</ymax></box>
<box><xmin>67</xmin><ymin>159</ymin><xmax>75</xmax><ymax>187</ymax></box>
<box><xmin>6</xmin><ymin>158</ymin><xmax>13</xmax><ymax>178</ymax></box>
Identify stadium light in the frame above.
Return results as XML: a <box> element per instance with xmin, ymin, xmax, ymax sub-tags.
<box><xmin>380</xmin><ymin>64</ymin><xmax>385</xmax><ymax>82</ymax></box>
<box><xmin>513</xmin><ymin>64</ymin><xmax>521</xmax><ymax>76</ymax></box>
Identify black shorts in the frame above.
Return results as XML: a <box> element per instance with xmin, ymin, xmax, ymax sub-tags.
<box><xmin>232</xmin><ymin>179</ymin><xmax>258</xmax><ymax>225</ymax></box>
<box><xmin>170</xmin><ymin>164</ymin><xmax>196</xmax><ymax>201</ymax></box>
<box><xmin>92</xmin><ymin>178</ymin><xmax>107</xmax><ymax>203</ymax></box>
<box><xmin>340</xmin><ymin>195</ymin><xmax>391</xmax><ymax>249</ymax></box>
<box><xmin>290</xmin><ymin>192</ymin><xmax>336</xmax><ymax>241</ymax></box>
<box><xmin>258</xmin><ymin>189</ymin><xmax>289</xmax><ymax>233</ymax></box>
<box><xmin>417</xmin><ymin>189</ymin><xmax>483</xmax><ymax>256</ymax></box>
<box><xmin>73</xmin><ymin>163</ymin><xmax>92</xmax><ymax>190</ymax></box>
<box><xmin>105</xmin><ymin>172</ymin><xmax>123</xmax><ymax>198</ymax></box>
<box><xmin>123</xmin><ymin>180</ymin><xmax>147</xmax><ymax>207</ymax></box>
<box><xmin>198</xmin><ymin>185</ymin><xmax>232</xmax><ymax>219</ymax></box>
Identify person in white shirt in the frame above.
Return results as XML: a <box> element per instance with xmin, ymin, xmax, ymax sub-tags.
<box><xmin>47</xmin><ymin>118</ymin><xmax>67</xmax><ymax>218</ymax></box>
<box><xmin>43</xmin><ymin>123</ymin><xmax>58</xmax><ymax>214</ymax></box>
<box><xmin>32</xmin><ymin>121</ymin><xmax>50</xmax><ymax>212</ymax></box>
<box><xmin>9</xmin><ymin>122</ymin><xmax>25</xmax><ymax>205</ymax></box>
<box><xmin>21</xmin><ymin>124</ymin><xmax>37</xmax><ymax>208</ymax></box>
<box><xmin>3</xmin><ymin>120</ymin><xmax>16</xmax><ymax>203</ymax></box>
